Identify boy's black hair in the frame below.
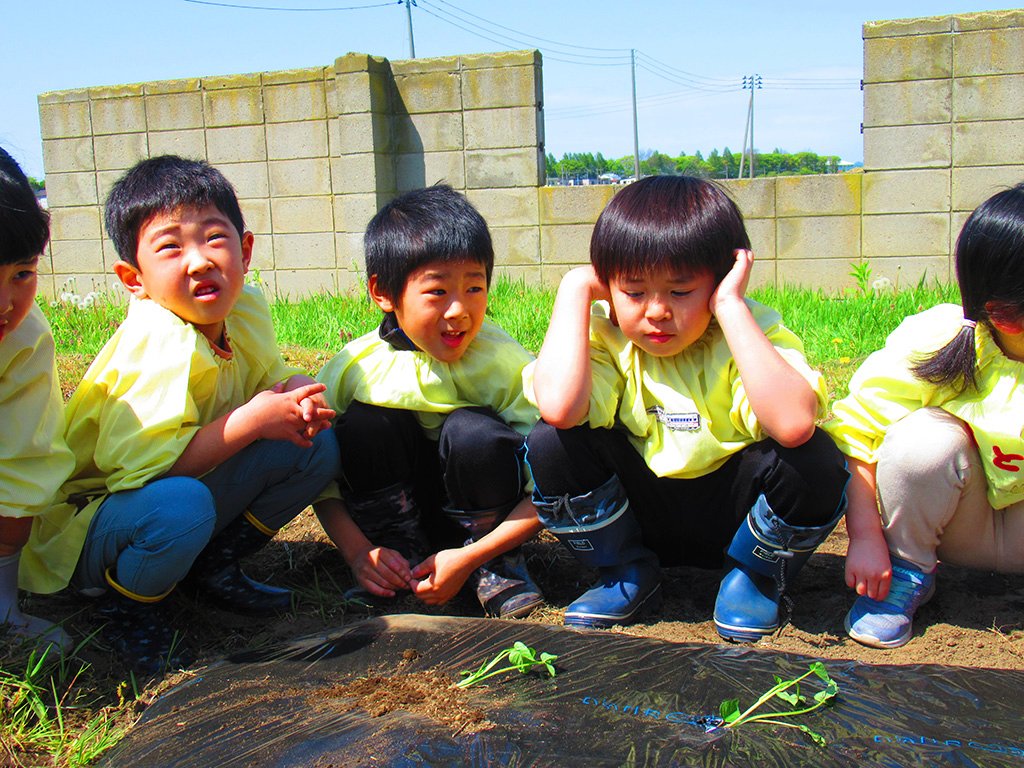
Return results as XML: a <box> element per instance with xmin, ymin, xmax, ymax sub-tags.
<box><xmin>104</xmin><ymin>155</ymin><xmax>245</xmax><ymax>268</ymax></box>
<box><xmin>913</xmin><ymin>182</ymin><xmax>1024</xmax><ymax>392</ymax></box>
<box><xmin>590</xmin><ymin>175</ymin><xmax>750</xmax><ymax>284</ymax></box>
<box><xmin>0</xmin><ymin>146</ymin><xmax>50</xmax><ymax>265</ymax></box>
<box><xmin>364</xmin><ymin>184</ymin><xmax>494</xmax><ymax>301</ymax></box>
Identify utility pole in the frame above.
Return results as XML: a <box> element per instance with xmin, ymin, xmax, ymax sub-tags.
<box><xmin>405</xmin><ymin>0</ymin><xmax>416</xmax><ymax>58</ymax></box>
<box><xmin>739</xmin><ymin>74</ymin><xmax>762</xmax><ymax>179</ymax></box>
<box><xmin>631</xmin><ymin>49</ymin><xmax>641</xmax><ymax>182</ymax></box>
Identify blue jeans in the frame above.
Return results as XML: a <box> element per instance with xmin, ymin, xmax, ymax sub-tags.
<box><xmin>74</xmin><ymin>431</ymin><xmax>340</xmax><ymax>597</ymax></box>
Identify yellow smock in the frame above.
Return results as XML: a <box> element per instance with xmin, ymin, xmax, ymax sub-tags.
<box><xmin>526</xmin><ymin>299</ymin><xmax>827</xmax><ymax>480</ymax></box>
<box><xmin>826</xmin><ymin>303</ymin><xmax>1024</xmax><ymax>510</ymax></box>
<box><xmin>21</xmin><ymin>286</ymin><xmax>300</xmax><ymax>593</ymax></box>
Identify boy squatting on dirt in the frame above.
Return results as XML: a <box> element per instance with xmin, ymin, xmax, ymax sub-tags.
<box><xmin>525</xmin><ymin>175</ymin><xmax>850</xmax><ymax>642</ymax></box>
<box><xmin>20</xmin><ymin>156</ymin><xmax>340</xmax><ymax>674</ymax></box>
<box><xmin>0</xmin><ymin>146</ymin><xmax>74</xmax><ymax>654</ymax></box>
<box><xmin>314</xmin><ymin>185</ymin><xmax>546</xmax><ymax>620</ymax></box>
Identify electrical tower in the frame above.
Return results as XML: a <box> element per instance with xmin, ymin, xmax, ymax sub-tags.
<box><xmin>738</xmin><ymin>74</ymin><xmax>762</xmax><ymax>180</ymax></box>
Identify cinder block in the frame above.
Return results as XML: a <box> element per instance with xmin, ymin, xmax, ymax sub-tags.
<box><xmin>466</xmin><ymin>148</ymin><xmax>543</xmax><ymax>189</ymax></box>
<box><xmin>239</xmin><ymin>198</ymin><xmax>272</xmax><ymax>235</ymax></box>
<box><xmin>215</xmin><ymin>161</ymin><xmax>269</xmax><ymax>199</ymax></box>
<box><xmin>540</xmin><ymin>263</ymin><xmax>573</xmax><ymax>287</ymax></box>
<box><xmin>467</xmin><ymin>188</ymin><xmax>539</xmax><ymax>227</ymax></box>
<box><xmin>951</xmin><ymin>211</ymin><xmax>971</xmax><ymax>252</ymax></box>
<box><xmin>272</xmin><ymin>233</ymin><xmax>336</xmax><ymax>269</ymax></box>
<box><xmin>871</xmin><ymin>254</ymin><xmax>952</xmax><ymax>285</ymax></box>
<box><xmin>495</xmin><ymin>265</ymin><xmax>545</xmax><ymax>287</ymax></box>
<box><xmin>953</xmin><ymin>120</ymin><xmax>1024</xmax><ymax>166</ymax></box>
<box><xmin>331</xmin><ymin>113</ymin><xmax>392</xmax><ymax>155</ymax></box>
<box><xmin>143</xmin><ymin>78</ymin><xmax>201</xmax><ymax>96</ymax></box>
<box><xmin>270</xmin><ymin>196</ymin><xmax>333</xmax><ymax>234</ymax></box>
<box><xmin>862</xmin><ymin>213</ymin><xmax>950</xmax><ymax>257</ymax></box>
<box><xmin>540</xmin><ymin>223</ymin><xmax>594</xmax><ymax>265</ymax></box>
<box><xmin>203</xmin><ymin>87</ymin><xmax>264</xmax><ymax>127</ymax></box>
<box><xmin>250</xmin><ymin>234</ymin><xmax>273</xmax><ymax>270</ymax></box>
<box><xmin>332</xmin><ymin>267</ymin><xmax>365</xmax><ymax>296</ymax></box>
<box><xmin>90</xmin><ymin>95</ymin><xmax>146</xmax><ymax>135</ymax></box>
<box><xmin>954</xmin><ymin>9</ymin><xmax>1024</xmax><ymax>32</ymax></box>
<box><xmin>864</xmin><ymin>34</ymin><xmax>952</xmax><ymax>83</ymax></box>
<box><xmin>394</xmin><ymin>71</ymin><xmax>462</xmax><ymax>114</ymax></box>
<box><xmin>274</xmin><ymin>269</ymin><xmax>339</xmax><ymax>299</ymax></box>
<box><xmin>863</xmin><ymin>16</ymin><xmax>953</xmax><ymax>39</ymax></box>
<box><xmin>333</xmin><ymin>193</ymin><xmax>381</xmax><ymax>233</ymax></box>
<box><xmin>745</xmin><ymin>218</ymin><xmax>776</xmax><ymax>260</ymax></box>
<box><xmin>864</xmin><ymin>124</ymin><xmax>951</xmax><ymax>169</ymax></box>
<box><xmin>50</xmin><ymin>207</ymin><xmax>102</xmax><ymax>241</ymax></box>
<box><xmin>394</xmin><ymin>111</ymin><xmax>464</xmax><ymax>153</ymax></box>
<box><xmin>951</xmin><ymin>165</ymin><xmax>1024</xmax><ymax>211</ymax></box>
<box><xmin>335</xmin><ymin>231</ymin><xmax>366</xmax><ymax>273</ymax></box>
<box><xmin>263</xmin><ymin>67</ymin><xmax>326</xmax><ymax>86</ymax></box>
<box><xmin>266</xmin><ymin>120</ymin><xmax>328</xmax><ymax>160</ymax></box>
<box><xmin>461</xmin><ymin>51</ymin><xmax>540</xmax><ymax>70</ymax></box>
<box><xmin>203</xmin><ymin>73</ymin><xmax>261</xmax><ymax>91</ymax></box>
<box><xmin>96</xmin><ymin>170</ymin><xmax>123</xmax><ymax>203</ymax></box>
<box><xmin>270</xmin><ymin>158</ymin><xmax>332</xmax><ymax>197</ymax></box>
<box><xmin>954</xmin><ymin>27</ymin><xmax>1024</xmax><ymax>77</ymax></box>
<box><xmin>776</xmin><ymin>175</ymin><xmax>862</xmax><ymax>217</ymax></box>
<box><xmin>42</xmin><ymin>137</ymin><xmax>95</xmax><ymax>173</ymax></box>
<box><xmin>491</xmin><ymin>226</ymin><xmax>541</xmax><ymax>266</ymax></box>
<box><xmin>39</xmin><ymin>99</ymin><xmax>92</xmax><ymax>139</ymax></box>
<box><xmin>264</xmin><ymin>80</ymin><xmax>327</xmax><ymax>123</ymax></box>
<box><xmin>101</xmin><ymin>237</ymin><xmax>121</xmax><ymax>271</ymax></box>
<box><xmin>93</xmin><ymin>133</ymin><xmax>148</xmax><ymax>171</ymax></box>
<box><xmin>37</xmin><ymin>88</ymin><xmax>89</xmax><ymax>106</ymax></box>
<box><xmin>463</xmin><ymin>64</ymin><xmax>540</xmax><ymax>109</ymax></box>
<box><xmin>777</xmin><ymin>215</ymin><xmax>861</xmax><ymax>262</ymax></box>
<box><xmin>863</xmin><ymin>169</ymin><xmax>951</xmax><ymax>213</ymax></box>
<box><xmin>722</xmin><ymin>178</ymin><xmax>776</xmax><ymax>219</ymax></box>
<box><xmin>332</xmin><ymin>70</ymin><xmax>392</xmax><ymax>115</ymax></box>
<box><xmin>778</xmin><ymin>258</ymin><xmax>862</xmax><ymax>290</ymax></box>
<box><xmin>49</xmin><ymin>240</ymin><xmax>104</xmax><ymax>273</ymax></box>
<box><xmin>748</xmin><ymin>257</ymin><xmax>776</xmax><ymax>290</ymax></box>
<box><xmin>147</xmin><ymin>129</ymin><xmax>207</xmax><ymax>159</ymax></box>
<box><xmin>396</xmin><ymin>151</ymin><xmax>465</xmax><ymax>191</ymax></box>
<box><xmin>145</xmin><ymin>92</ymin><xmax>204</xmax><ymax>131</ymax></box>
<box><xmin>330</xmin><ymin>154</ymin><xmax>395</xmax><ymax>196</ymax></box>
<box><xmin>391</xmin><ymin>54</ymin><xmax>460</xmax><ymax>76</ymax></box>
<box><xmin>206</xmin><ymin>125</ymin><xmax>268</xmax><ymax>164</ymax></box>
<box><xmin>953</xmin><ymin>75</ymin><xmax>1024</xmax><ymax>122</ymax></box>
<box><xmin>863</xmin><ymin>80</ymin><xmax>951</xmax><ymax>127</ymax></box>
<box><xmin>464</xmin><ymin>107</ymin><xmax>539</xmax><ymax>150</ymax></box>
<box><xmin>45</xmin><ymin>172</ymin><xmax>98</xmax><ymax>208</ymax></box>
<box><xmin>538</xmin><ymin>185</ymin><xmax>614</xmax><ymax>225</ymax></box>
<box><xmin>51</xmin><ymin>273</ymin><xmax>111</xmax><ymax>298</ymax></box>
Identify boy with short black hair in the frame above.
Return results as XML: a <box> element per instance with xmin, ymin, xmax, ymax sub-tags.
<box><xmin>527</xmin><ymin>175</ymin><xmax>849</xmax><ymax>641</ymax></box>
<box><xmin>315</xmin><ymin>184</ymin><xmax>544</xmax><ymax>619</ymax></box>
<box><xmin>24</xmin><ymin>155</ymin><xmax>339</xmax><ymax>673</ymax></box>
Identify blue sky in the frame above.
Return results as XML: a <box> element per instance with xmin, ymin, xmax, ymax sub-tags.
<box><xmin>1</xmin><ymin>1</ymin><xmax>1006</xmax><ymax>179</ymax></box>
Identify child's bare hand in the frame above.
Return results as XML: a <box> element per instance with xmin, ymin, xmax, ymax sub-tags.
<box><xmin>710</xmin><ymin>248</ymin><xmax>753</xmax><ymax>316</ymax></box>
<box><xmin>350</xmin><ymin>545</ymin><xmax>414</xmax><ymax>597</ymax></box>
<box><xmin>409</xmin><ymin>549</ymin><xmax>475</xmax><ymax>605</ymax></box>
<box><xmin>245</xmin><ymin>382</ymin><xmax>330</xmax><ymax>447</ymax></box>
<box><xmin>845</xmin><ymin>535</ymin><xmax>893</xmax><ymax>600</ymax></box>
<box><xmin>298</xmin><ymin>390</ymin><xmax>335</xmax><ymax>438</ymax></box>
<box><xmin>564</xmin><ymin>264</ymin><xmax>610</xmax><ymax>303</ymax></box>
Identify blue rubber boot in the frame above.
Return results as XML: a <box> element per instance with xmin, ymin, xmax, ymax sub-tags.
<box><xmin>534</xmin><ymin>475</ymin><xmax>661</xmax><ymax>629</ymax></box>
<box><xmin>445</xmin><ymin>504</ymin><xmax>545</xmax><ymax>619</ymax></box>
<box><xmin>714</xmin><ymin>494</ymin><xmax>843</xmax><ymax>643</ymax></box>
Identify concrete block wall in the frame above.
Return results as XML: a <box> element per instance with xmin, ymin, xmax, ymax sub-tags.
<box><xmin>38</xmin><ymin>9</ymin><xmax>1024</xmax><ymax>296</ymax></box>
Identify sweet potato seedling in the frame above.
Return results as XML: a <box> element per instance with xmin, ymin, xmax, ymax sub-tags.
<box><xmin>456</xmin><ymin>641</ymin><xmax>557</xmax><ymax>689</ymax></box>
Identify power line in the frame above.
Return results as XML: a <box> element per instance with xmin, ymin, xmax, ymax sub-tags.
<box><xmin>182</xmin><ymin>0</ymin><xmax>398</xmax><ymax>11</ymax></box>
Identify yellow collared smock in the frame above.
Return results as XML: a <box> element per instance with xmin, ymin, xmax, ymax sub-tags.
<box><xmin>826</xmin><ymin>303</ymin><xmax>1024</xmax><ymax>510</ymax></box>
<box><xmin>527</xmin><ymin>299</ymin><xmax>827</xmax><ymax>480</ymax></box>
<box><xmin>317</xmin><ymin>319</ymin><xmax>539</xmax><ymax>440</ymax></box>
<box><xmin>21</xmin><ymin>286</ymin><xmax>299</xmax><ymax>593</ymax></box>
<box><xmin>1</xmin><ymin>304</ymin><xmax>74</xmax><ymax>522</ymax></box>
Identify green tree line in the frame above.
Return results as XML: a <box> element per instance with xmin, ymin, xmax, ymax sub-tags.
<box><xmin>546</xmin><ymin>148</ymin><xmax>845</xmax><ymax>181</ymax></box>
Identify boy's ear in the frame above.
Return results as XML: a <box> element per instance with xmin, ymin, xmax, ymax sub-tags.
<box><xmin>985</xmin><ymin>301</ymin><xmax>1024</xmax><ymax>335</ymax></box>
<box><xmin>240</xmin><ymin>231</ymin><xmax>254</xmax><ymax>273</ymax></box>
<box><xmin>113</xmin><ymin>260</ymin><xmax>148</xmax><ymax>299</ymax></box>
<box><xmin>367</xmin><ymin>274</ymin><xmax>396</xmax><ymax>313</ymax></box>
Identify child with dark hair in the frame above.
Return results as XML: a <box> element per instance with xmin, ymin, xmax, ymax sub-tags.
<box><xmin>315</xmin><ymin>184</ymin><xmax>544</xmax><ymax>619</ymax></box>
<box><xmin>0</xmin><ymin>146</ymin><xmax>73</xmax><ymax>652</ymax></box>
<box><xmin>24</xmin><ymin>155</ymin><xmax>339</xmax><ymax>673</ymax></box>
<box><xmin>832</xmin><ymin>182</ymin><xmax>1024</xmax><ymax>649</ymax></box>
<box><xmin>527</xmin><ymin>175</ymin><xmax>849</xmax><ymax>640</ymax></box>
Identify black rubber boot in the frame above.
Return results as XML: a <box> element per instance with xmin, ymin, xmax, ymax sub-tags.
<box><xmin>96</xmin><ymin>570</ymin><xmax>194</xmax><ymax>675</ymax></box>
<box><xmin>445</xmin><ymin>505</ymin><xmax>544</xmax><ymax>619</ymax></box>
<box><xmin>187</xmin><ymin>513</ymin><xmax>293</xmax><ymax>616</ymax></box>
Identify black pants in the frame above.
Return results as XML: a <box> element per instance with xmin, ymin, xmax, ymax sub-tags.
<box><xmin>526</xmin><ymin>422</ymin><xmax>848</xmax><ymax>569</ymax></box>
<box><xmin>335</xmin><ymin>401</ymin><xmax>527</xmax><ymax>526</ymax></box>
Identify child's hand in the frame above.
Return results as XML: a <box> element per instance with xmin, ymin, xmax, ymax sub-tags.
<box><xmin>845</xmin><ymin>535</ymin><xmax>893</xmax><ymax>600</ymax></box>
<box><xmin>710</xmin><ymin>248</ymin><xmax>753</xmax><ymax>316</ymax></box>
<box><xmin>245</xmin><ymin>382</ymin><xmax>331</xmax><ymax>447</ymax></box>
<box><xmin>349</xmin><ymin>545</ymin><xmax>414</xmax><ymax>597</ymax></box>
<box><xmin>409</xmin><ymin>549</ymin><xmax>475</xmax><ymax>605</ymax></box>
<box><xmin>282</xmin><ymin>375</ymin><xmax>336</xmax><ymax>438</ymax></box>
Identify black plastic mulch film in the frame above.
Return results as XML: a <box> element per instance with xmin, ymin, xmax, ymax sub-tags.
<box><xmin>101</xmin><ymin>614</ymin><xmax>1024</xmax><ymax>767</ymax></box>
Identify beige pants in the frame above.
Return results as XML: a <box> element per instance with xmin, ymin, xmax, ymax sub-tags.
<box><xmin>876</xmin><ymin>407</ymin><xmax>1024</xmax><ymax>572</ymax></box>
